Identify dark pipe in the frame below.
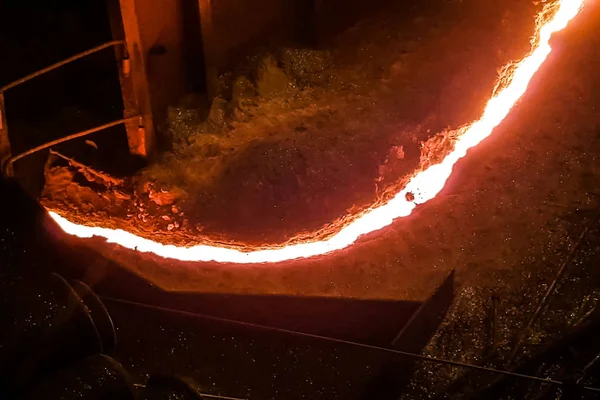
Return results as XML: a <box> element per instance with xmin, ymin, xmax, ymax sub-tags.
<box><xmin>18</xmin><ymin>354</ymin><xmax>136</xmax><ymax>400</ymax></box>
<box><xmin>69</xmin><ymin>279</ymin><xmax>117</xmax><ymax>353</ymax></box>
<box><xmin>0</xmin><ymin>273</ymin><xmax>115</xmax><ymax>395</ymax></box>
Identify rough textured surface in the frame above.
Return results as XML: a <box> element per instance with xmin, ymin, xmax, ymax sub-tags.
<box><xmin>42</xmin><ymin>0</ymin><xmax>600</xmax><ymax>307</ymax></box>
<box><xmin>44</xmin><ymin>0</ymin><xmax>541</xmax><ymax>246</ymax></box>
<box><xmin>28</xmin><ymin>0</ymin><xmax>600</xmax><ymax>397</ymax></box>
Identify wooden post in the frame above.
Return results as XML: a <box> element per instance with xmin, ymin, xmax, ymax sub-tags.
<box><xmin>0</xmin><ymin>93</ymin><xmax>12</xmax><ymax>176</ymax></box>
<box><xmin>197</xmin><ymin>0</ymin><xmax>218</xmax><ymax>100</ymax></box>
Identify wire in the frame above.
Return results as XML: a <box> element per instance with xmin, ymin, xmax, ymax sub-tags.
<box><xmin>103</xmin><ymin>296</ymin><xmax>600</xmax><ymax>394</ymax></box>
<box><xmin>508</xmin><ymin>215</ymin><xmax>599</xmax><ymax>364</ymax></box>
<box><xmin>2</xmin><ymin>116</ymin><xmax>139</xmax><ymax>175</ymax></box>
<box><xmin>0</xmin><ymin>40</ymin><xmax>126</xmax><ymax>93</ymax></box>
<box><xmin>132</xmin><ymin>383</ymin><xmax>247</xmax><ymax>400</ymax></box>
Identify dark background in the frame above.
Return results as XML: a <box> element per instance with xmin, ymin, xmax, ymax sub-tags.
<box><xmin>0</xmin><ymin>0</ymin><xmax>128</xmax><ymax>196</ymax></box>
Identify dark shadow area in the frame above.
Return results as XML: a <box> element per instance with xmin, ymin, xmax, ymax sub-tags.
<box><xmin>105</xmin><ymin>297</ymin><xmax>388</xmax><ymax>400</ymax></box>
<box><xmin>0</xmin><ymin>176</ymin><xmax>453</xmax><ymax>399</ymax></box>
<box><xmin>293</xmin><ymin>0</ymin><xmax>318</xmax><ymax>46</ymax></box>
<box><xmin>315</xmin><ymin>0</ymin><xmax>395</xmax><ymax>41</ymax></box>
<box><xmin>0</xmin><ymin>0</ymin><xmax>128</xmax><ymax>197</ymax></box>
<box><xmin>181</xmin><ymin>0</ymin><xmax>207</xmax><ymax>94</ymax></box>
<box><xmin>61</xmin><ymin>261</ymin><xmax>423</xmax><ymax>346</ymax></box>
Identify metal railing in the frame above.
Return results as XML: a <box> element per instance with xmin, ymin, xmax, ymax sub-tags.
<box><xmin>4</xmin><ymin>116</ymin><xmax>140</xmax><ymax>173</ymax></box>
<box><xmin>0</xmin><ymin>40</ymin><xmax>134</xmax><ymax>176</ymax></box>
<box><xmin>0</xmin><ymin>40</ymin><xmax>125</xmax><ymax>93</ymax></box>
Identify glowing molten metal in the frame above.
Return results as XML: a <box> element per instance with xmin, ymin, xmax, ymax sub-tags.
<box><xmin>49</xmin><ymin>0</ymin><xmax>584</xmax><ymax>264</ymax></box>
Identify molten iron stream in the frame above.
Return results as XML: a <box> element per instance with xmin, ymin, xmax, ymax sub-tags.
<box><xmin>48</xmin><ymin>0</ymin><xmax>585</xmax><ymax>264</ymax></box>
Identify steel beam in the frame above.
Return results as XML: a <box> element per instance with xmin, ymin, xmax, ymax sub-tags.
<box><xmin>0</xmin><ymin>93</ymin><xmax>11</xmax><ymax>174</ymax></box>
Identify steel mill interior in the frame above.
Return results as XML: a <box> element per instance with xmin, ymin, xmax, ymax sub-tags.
<box><xmin>1</xmin><ymin>0</ymin><xmax>600</xmax><ymax>399</ymax></box>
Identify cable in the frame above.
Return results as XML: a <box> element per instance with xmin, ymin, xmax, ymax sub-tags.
<box><xmin>2</xmin><ymin>116</ymin><xmax>139</xmax><ymax>175</ymax></box>
<box><xmin>508</xmin><ymin>214</ymin><xmax>599</xmax><ymax>365</ymax></box>
<box><xmin>102</xmin><ymin>296</ymin><xmax>600</xmax><ymax>394</ymax></box>
<box><xmin>0</xmin><ymin>41</ymin><xmax>126</xmax><ymax>93</ymax></box>
<box><xmin>132</xmin><ymin>383</ymin><xmax>246</xmax><ymax>400</ymax></box>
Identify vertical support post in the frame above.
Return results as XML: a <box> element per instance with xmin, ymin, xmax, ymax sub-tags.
<box><xmin>0</xmin><ymin>92</ymin><xmax>12</xmax><ymax>177</ymax></box>
<box><xmin>108</xmin><ymin>0</ymin><xmax>156</xmax><ymax>158</ymax></box>
<box><xmin>197</xmin><ymin>0</ymin><xmax>218</xmax><ymax>100</ymax></box>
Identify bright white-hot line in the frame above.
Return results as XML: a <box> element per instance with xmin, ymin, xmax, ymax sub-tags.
<box><xmin>48</xmin><ymin>0</ymin><xmax>585</xmax><ymax>264</ymax></box>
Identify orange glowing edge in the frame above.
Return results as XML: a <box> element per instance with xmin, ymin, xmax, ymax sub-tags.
<box><xmin>48</xmin><ymin>0</ymin><xmax>584</xmax><ymax>264</ymax></box>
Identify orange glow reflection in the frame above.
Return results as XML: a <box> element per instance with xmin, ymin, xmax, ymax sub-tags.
<box><xmin>48</xmin><ymin>0</ymin><xmax>584</xmax><ymax>264</ymax></box>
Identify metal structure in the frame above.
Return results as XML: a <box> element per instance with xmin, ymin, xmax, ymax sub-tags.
<box><xmin>0</xmin><ymin>0</ymin><xmax>395</xmax><ymax>180</ymax></box>
<box><xmin>0</xmin><ymin>40</ymin><xmax>145</xmax><ymax>177</ymax></box>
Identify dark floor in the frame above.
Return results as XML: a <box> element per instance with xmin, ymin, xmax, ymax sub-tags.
<box><xmin>0</xmin><ymin>177</ymin><xmax>456</xmax><ymax>400</ymax></box>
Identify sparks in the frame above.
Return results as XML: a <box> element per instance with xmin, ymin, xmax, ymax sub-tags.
<box><xmin>48</xmin><ymin>0</ymin><xmax>585</xmax><ymax>264</ymax></box>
